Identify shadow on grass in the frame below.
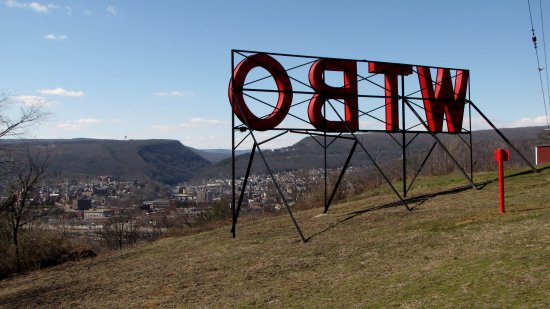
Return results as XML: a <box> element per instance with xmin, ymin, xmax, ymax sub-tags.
<box><xmin>0</xmin><ymin>282</ymin><xmax>67</xmax><ymax>307</ymax></box>
<box><xmin>306</xmin><ymin>184</ymin><xmax>473</xmax><ymax>242</ymax></box>
<box><xmin>306</xmin><ymin>166</ymin><xmax>544</xmax><ymax>242</ymax></box>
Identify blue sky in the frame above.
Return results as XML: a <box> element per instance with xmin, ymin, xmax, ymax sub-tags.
<box><xmin>1</xmin><ymin>0</ymin><xmax>549</xmax><ymax>148</ymax></box>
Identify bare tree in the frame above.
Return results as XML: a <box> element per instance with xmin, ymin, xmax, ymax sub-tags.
<box><xmin>0</xmin><ymin>93</ymin><xmax>47</xmax><ymax>171</ymax></box>
<box><xmin>0</xmin><ymin>93</ymin><xmax>46</xmax><ymax>139</ymax></box>
<box><xmin>0</xmin><ymin>93</ymin><xmax>48</xmax><ymax>274</ymax></box>
<box><xmin>98</xmin><ymin>210</ymin><xmax>140</xmax><ymax>250</ymax></box>
<box><xmin>0</xmin><ymin>147</ymin><xmax>50</xmax><ymax>273</ymax></box>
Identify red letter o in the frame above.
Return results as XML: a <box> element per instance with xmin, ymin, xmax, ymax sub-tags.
<box><xmin>228</xmin><ymin>54</ymin><xmax>293</xmax><ymax>131</ymax></box>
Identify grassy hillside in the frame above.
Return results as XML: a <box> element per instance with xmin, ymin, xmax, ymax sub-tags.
<box><xmin>0</xmin><ymin>166</ymin><xmax>549</xmax><ymax>308</ymax></box>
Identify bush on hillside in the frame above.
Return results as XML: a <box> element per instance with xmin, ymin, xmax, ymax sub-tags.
<box><xmin>0</xmin><ymin>220</ymin><xmax>96</xmax><ymax>279</ymax></box>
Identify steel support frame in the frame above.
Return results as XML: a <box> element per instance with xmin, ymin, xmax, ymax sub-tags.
<box><xmin>229</xmin><ymin>49</ymin><xmax>536</xmax><ymax>242</ymax></box>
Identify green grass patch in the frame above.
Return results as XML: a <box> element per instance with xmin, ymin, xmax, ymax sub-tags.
<box><xmin>0</xmin><ymin>167</ymin><xmax>548</xmax><ymax>308</ymax></box>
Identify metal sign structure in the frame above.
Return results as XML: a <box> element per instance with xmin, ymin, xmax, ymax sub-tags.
<box><xmin>228</xmin><ymin>50</ymin><xmax>537</xmax><ymax>242</ymax></box>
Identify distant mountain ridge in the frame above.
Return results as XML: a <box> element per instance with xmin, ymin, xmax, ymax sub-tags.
<box><xmin>1</xmin><ymin>126</ymin><xmax>544</xmax><ymax>185</ymax></box>
<box><xmin>195</xmin><ymin>126</ymin><xmax>545</xmax><ymax>180</ymax></box>
<box><xmin>189</xmin><ymin>148</ymin><xmax>249</xmax><ymax>163</ymax></box>
<box><xmin>2</xmin><ymin>139</ymin><xmax>211</xmax><ymax>185</ymax></box>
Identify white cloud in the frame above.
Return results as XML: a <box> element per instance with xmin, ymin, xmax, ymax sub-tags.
<box><xmin>106</xmin><ymin>5</ymin><xmax>116</xmax><ymax>15</ymax></box>
<box><xmin>12</xmin><ymin>95</ymin><xmax>53</xmax><ymax>107</ymax></box>
<box><xmin>56</xmin><ymin>123</ymin><xmax>82</xmax><ymax>130</ymax></box>
<box><xmin>181</xmin><ymin>135</ymin><xmax>228</xmax><ymax>149</ymax></box>
<box><xmin>83</xmin><ymin>8</ymin><xmax>91</xmax><ymax>16</ymax></box>
<box><xmin>64</xmin><ymin>5</ymin><xmax>71</xmax><ymax>15</ymax></box>
<box><xmin>172</xmin><ymin>91</ymin><xmax>194</xmax><ymax>96</ymax></box>
<box><xmin>56</xmin><ymin>118</ymin><xmax>102</xmax><ymax>130</ymax></box>
<box><xmin>181</xmin><ymin>117</ymin><xmax>226</xmax><ymax>128</ymax></box>
<box><xmin>146</xmin><ymin>125</ymin><xmax>179</xmax><ymax>133</ymax></box>
<box><xmin>154</xmin><ymin>90</ymin><xmax>195</xmax><ymax>97</ymax></box>
<box><xmin>359</xmin><ymin>119</ymin><xmax>384</xmax><ymax>130</ymax></box>
<box><xmin>242</xmin><ymin>132</ymin><xmax>304</xmax><ymax>149</ymax></box>
<box><xmin>77</xmin><ymin>118</ymin><xmax>101</xmax><ymax>125</ymax></box>
<box><xmin>145</xmin><ymin>118</ymin><xmax>227</xmax><ymax>133</ymax></box>
<box><xmin>179</xmin><ymin>133</ymin><xmax>300</xmax><ymax>149</ymax></box>
<box><xmin>29</xmin><ymin>2</ymin><xmax>47</xmax><ymax>12</ymax></box>
<box><xmin>465</xmin><ymin>116</ymin><xmax>493</xmax><ymax>131</ymax></box>
<box><xmin>37</xmin><ymin>87</ymin><xmax>83</xmax><ymax>97</ymax></box>
<box><xmin>44</xmin><ymin>33</ymin><xmax>67</xmax><ymax>40</ymax></box>
<box><xmin>510</xmin><ymin>115</ymin><xmax>549</xmax><ymax>127</ymax></box>
<box><xmin>466</xmin><ymin>115</ymin><xmax>549</xmax><ymax>131</ymax></box>
<box><xmin>4</xmin><ymin>0</ymin><xmax>56</xmax><ymax>13</ymax></box>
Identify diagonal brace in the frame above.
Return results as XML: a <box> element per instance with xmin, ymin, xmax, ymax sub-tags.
<box><xmin>405</xmin><ymin>99</ymin><xmax>478</xmax><ymax>190</ymax></box>
<box><xmin>324</xmin><ymin>141</ymin><xmax>358</xmax><ymax>213</ymax></box>
<box><xmin>231</xmin><ymin>143</ymin><xmax>256</xmax><ymax>237</ymax></box>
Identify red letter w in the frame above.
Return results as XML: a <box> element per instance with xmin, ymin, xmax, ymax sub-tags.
<box><xmin>416</xmin><ymin>67</ymin><xmax>469</xmax><ymax>133</ymax></box>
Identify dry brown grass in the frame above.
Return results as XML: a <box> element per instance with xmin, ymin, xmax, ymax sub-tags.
<box><xmin>0</xmin><ymin>167</ymin><xmax>549</xmax><ymax>308</ymax></box>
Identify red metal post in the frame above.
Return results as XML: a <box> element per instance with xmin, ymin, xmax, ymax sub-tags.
<box><xmin>494</xmin><ymin>148</ymin><xmax>510</xmax><ymax>214</ymax></box>
<box><xmin>498</xmin><ymin>158</ymin><xmax>505</xmax><ymax>213</ymax></box>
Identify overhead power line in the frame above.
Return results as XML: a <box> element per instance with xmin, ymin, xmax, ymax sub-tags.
<box><xmin>539</xmin><ymin>0</ymin><xmax>550</xmax><ymax>128</ymax></box>
<box><xmin>527</xmin><ymin>0</ymin><xmax>550</xmax><ymax>129</ymax></box>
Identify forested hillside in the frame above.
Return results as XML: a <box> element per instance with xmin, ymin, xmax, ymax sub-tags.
<box><xmin>195</xmin><ymin>126</ymin><xmax>544</xmax><ymax>180</ymax></box>
<box><xmin>1</xmin><ymin>139</ymin><xmax>211</xmax><ymax>185</ymax></box>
